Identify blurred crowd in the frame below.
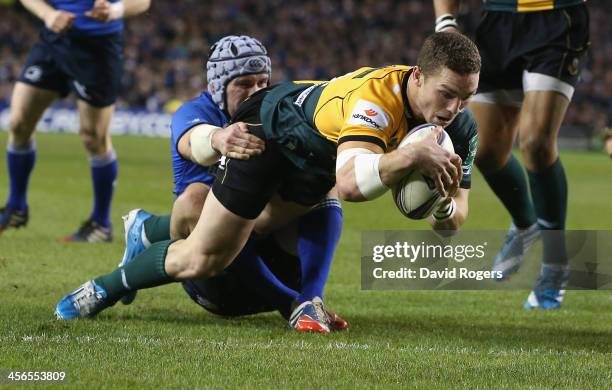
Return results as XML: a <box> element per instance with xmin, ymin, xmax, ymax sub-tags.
<box><xmin>1</xmin><ymin>0</ymin><xmax>609</xmax><ymax>130</ymax></box>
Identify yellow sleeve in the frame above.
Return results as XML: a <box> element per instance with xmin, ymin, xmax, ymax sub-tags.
<box><xmin>337</xmin><ymin>82</ymin><xmax>400</xmax><ymax>151</ymax></box>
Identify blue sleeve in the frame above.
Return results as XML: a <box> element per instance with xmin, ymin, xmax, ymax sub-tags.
<box><xmin>171</xmin><ymin>103</ymin><xmax>211</xmax><ymax>150</ymax></box>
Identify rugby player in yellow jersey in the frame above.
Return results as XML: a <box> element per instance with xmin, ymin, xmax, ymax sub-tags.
<box><xmin>434</xmin><ymin>0</ymin><xmax>590</xmax><ymax>309</ymax></box>
<box><xmin>55</xmin><ymin>32</ymin><xmax>482</xmax><ymax>320</ymax></box>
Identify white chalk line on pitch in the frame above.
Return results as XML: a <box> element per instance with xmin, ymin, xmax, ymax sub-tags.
<box><xmin>1</xmin><ymin>334</ymin><xmax>610</xmax><ymax>357</ymax></box>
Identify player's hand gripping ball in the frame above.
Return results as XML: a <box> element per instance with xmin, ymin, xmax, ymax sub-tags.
<box><xmin>392</xmin><ymin>124</ymin><xmax>455</xmax><ymax>219</ymax></box>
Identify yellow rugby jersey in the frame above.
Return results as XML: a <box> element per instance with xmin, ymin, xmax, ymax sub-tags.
<box><xmin>483</xmin><ymin>0</ymin><xmax>586</xmax><ymax>12</ymax></box>
<box><xmin>304</xmin><ymin>65</ymin><xmax>413</xmax><ymax>151</ymax></box>
<box><xmin>258</xmin><ymin>65</ymin><xmax>479</xmax><ymax>188</ymax></box>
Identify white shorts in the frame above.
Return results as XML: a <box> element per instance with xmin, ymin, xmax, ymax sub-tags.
<box><xmin>472</xmin><ymin>70</ymin><xmax>575</xmax><ymax>107</ymax></box>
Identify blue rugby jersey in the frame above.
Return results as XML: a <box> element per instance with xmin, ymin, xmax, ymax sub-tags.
<box><xmin>49</xmin><ymin>0</ymin><xmax>123</xmax><ymax>36</ymax></box>
<box><xmin>171</xmin><ymin>92</ymin><xmax>228</xmax><ymax>195</ymax></box>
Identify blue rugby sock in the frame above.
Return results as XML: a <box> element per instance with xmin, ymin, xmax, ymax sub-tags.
<box><xmin>89</xmin><ymin>150</ymin><xmax>117</xmax><ymax>228</ymax></box>
<box><xmin>296</xmin><ymin>198</ymin><xmax>343</xmax><ymax>304</ymax></box>
<box><xmin>6</xmin><ymin>141</ymin><xmax>36</xmax><ymax>211</ymax></box>
<box><xmin>228</xmin><ymin>240</ymin><xmax>298</xmax><ymax>319</ymax></box>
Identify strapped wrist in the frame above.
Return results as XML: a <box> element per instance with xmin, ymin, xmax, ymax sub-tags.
<box><xmin>433</xmin><ymin>198</ymin><xmax>456</xmax><ymax>221</ymax></box>
<box><xmin>189</xmin><ymin>124</ymin><xmax>222</xmax><ymax>166</ymax></box>
<box><xmin>353</xmin><ymin>153</ymin><xmax>388</xmax><ymax>200</ymax></box>
<box><xmin>435</xmin><ymin>13</ymin><xmax>458</xmax><ymax>32</ymax></box>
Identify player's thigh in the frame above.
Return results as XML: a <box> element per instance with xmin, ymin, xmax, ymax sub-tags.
<box><xmin>254</xmin><ymin>186</ymin><xmax>338</xmax><ymax>237</ymax></box>
<box><xmin>170</xmin><ymin>182</ymin><xmax>210</xmax><ymax>239</ymax></box>
<box><xmin>518</xmin><ymin>90</ymin><xmax>570</xmax><ymax>168</ymax></box>
<box><xmin>165</xmin><ymin>191</ymin><xmax>256</xmax><ymax>279</ymax></box>
<box><xmin>469</xmin><ymin>101</ymin><xmax>520</xmax><ymax>172</ymax></box>
<box><xmin>254</xmin><ymin>194</ymin><xmax>312</xmax><ymax>236</ymax></box>
<box><xmin>8</xmin><ymin>82</ymin><xmax>58</xmax><ymax>143</ymax></box>
<box><xmin>77</xmin><ymin>100</ymin><xmax>115</xmax><ymax>154</ymax></box>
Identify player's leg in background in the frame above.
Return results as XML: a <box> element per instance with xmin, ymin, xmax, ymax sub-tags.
<box><xmin>519</xmin><ymin>89</ymin><xmax>571</xmax><ymax>308</ymax></box>
<box><xmin>471</xmin><ymin>100</ymin><xmax>537</xmax><ymax>230</ymax></box>
<box><xmin>63</xmin><ymin>100</ymin><xmax>117</xmax><ymax>241</ymax></box>
<box><xmin>519</xmin><ymin>3</ymin><xmax>589</xmax><ymax>308</ymax></box>
<box><xmin>1</xmin><ymin>83</ymin><xmax>57</xmax><ymax>232</ymax></box>
<box><xmin>470</xmin><ymin>98</ymin><xmax>541</xmax><ymax>278</ymax></box>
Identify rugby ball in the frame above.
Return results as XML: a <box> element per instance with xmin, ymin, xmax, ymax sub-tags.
<box><xmin>392</xmin><ymin>124</ymin><xmax>454</xmax><ymax>219</ymax></box>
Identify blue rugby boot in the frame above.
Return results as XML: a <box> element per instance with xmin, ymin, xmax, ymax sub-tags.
<box><xmin>118</xmin><ymin>209</ymin><xmax>152</xmax><ymax>305</ymax></box>
<box><xmin>524</xmin><ymin>265</ymin><xmax>570</xmax><ymax>310</ymax></box>
<box><xmin>0</xmin><ymin>206</ymin><xmax>28</xmax><ymax>235</ymax></box>
<box><xmin>492</xmin><ymin>223</ymin><xmax>540</xmax><ymax>280</ymax></box>
<box><xmin>55</xmin><ymin>280</ymin><xmax>109</xmax><ymax>319</ymax></box>
<box><xmin>289</xmin><ymin>297</ymin><xmax>330</xmax><ymax>334</ymax></box>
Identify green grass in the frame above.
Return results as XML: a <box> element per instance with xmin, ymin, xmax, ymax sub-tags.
<box><xmin>1</xmin><ymin>132</ymin><xmax>611</xmax><ymax>388</ymax></box>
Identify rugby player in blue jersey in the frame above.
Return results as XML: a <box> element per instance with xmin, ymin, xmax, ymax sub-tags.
<box><xmin>57</xmin><ymin>36</ymin><xmax>347</xmax><ymax>333</ymax></box>
<box><xmin>0</xmin><ymin>0</ymin><xmax>150</xmax><ymax>242</ymax></box>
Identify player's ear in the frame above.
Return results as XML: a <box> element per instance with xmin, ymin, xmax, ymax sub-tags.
<box><xmin>413</xmin><ymin>66</ymin><xmax>422</xmax><ymax>87</ymax></box>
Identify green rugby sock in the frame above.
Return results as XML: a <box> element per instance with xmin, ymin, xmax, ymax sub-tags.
<box><xmin>483</xmin><ymin>154</ymin><xmax>537</xmax><ymax>228</ymax></box>
<box><xmin>143</xmin><ymin>215</ymin><xmax>171</xmax><ymax>243</ymax></box>
<box><xmin>528</xmin><ymin>158</ymin><xmax>568</xmax><ymax>265</ymax></box>
<box><xmin>94</xmin><ymin>240</ymin><xmax>175</xmax><ymax>302</ymax></box>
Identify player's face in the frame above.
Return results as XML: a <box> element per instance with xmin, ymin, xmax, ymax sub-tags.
<box><xmin>417</xmin><ymin>67</ymin><xmax>479</xmax><ymax>127</ymax></box>
<box><xmin>225</xmin><ymin>73</ymin><xmax>270</xmax><ymax>116</ymax></box>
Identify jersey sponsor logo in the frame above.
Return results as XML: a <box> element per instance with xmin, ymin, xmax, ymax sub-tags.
<box><xmin>347</xmin><ymin>99</ymin><xmax>390</xmax><ymax>131</ymax></box>
<box><xmin>23</xmin><ymin>66</ymin><xmax>42</xmax><ymax>82</ymax></box>
<box><xmin>294</xmin><ymin>82</ymin><xmax>327</xmax><ymax>107</ymax></box>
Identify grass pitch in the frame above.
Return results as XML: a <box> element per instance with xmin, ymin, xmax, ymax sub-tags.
<box><xmin>1</xmin><ymin>132</ymin><xmax>611</xmax><ymax>388</ymax></box>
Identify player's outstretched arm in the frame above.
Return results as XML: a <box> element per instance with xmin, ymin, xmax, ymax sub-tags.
<box><xmin>178</xmin><ymin>122</ymin><xmax>265</xmax><ymax>165</ymax></box>
<box><xmin>85</xmin><ymin>0</ymin><xmax>151</xmax><ymax>22</ymax></box>
<box><xmin>20</xmin><ymin>0</ymin><xmax>76</xmax><ymax>33</ymax></box>
<box><xmin>429</xmin><ymin>188</ymin><xmax>469</xmax><ymax>235</ymax></box>
<box><xmin>335</xmin><ymin>131</ymin><xmax>461</xmax><ymax>202</ymax></box>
